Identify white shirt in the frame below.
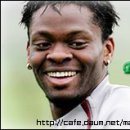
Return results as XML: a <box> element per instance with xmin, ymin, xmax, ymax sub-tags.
<box><xmin>53</xmin><ymin>76</ymin><xmax>130</xmax><ymax>129</ymax></box>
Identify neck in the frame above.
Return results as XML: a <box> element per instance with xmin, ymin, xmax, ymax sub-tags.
<box><xmin>49</xmin><ymin>101</ymin><xmax>80</xmax><ymax>120</ymax></box>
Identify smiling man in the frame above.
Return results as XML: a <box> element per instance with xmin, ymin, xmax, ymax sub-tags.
<box><xmin>21</xmin><ymin>1</ymin><xmax>130</xmax><ymax>129</ymax></box>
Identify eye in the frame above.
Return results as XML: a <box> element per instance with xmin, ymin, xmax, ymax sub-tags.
<box><xmin>68</xmin><ymin>40</ymin><xmax>88</xmax><ymax>49</ymax></box>
<box><xmin>34</xmin><ymin>41</ymin><xmax>52</xmax><ymax>50</ymax></box>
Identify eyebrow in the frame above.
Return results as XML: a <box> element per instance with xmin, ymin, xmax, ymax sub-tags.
<box><xmin>31</xmin><ymin>31</ymin><xmax>54</xmax><ymax>41</ymax></box>
<box><xmin>31</xmin><ymin>30</ymin><xmax>91</xmax><ymax>41</ymax></box>
<box><xmin>66</xmin><ymin>30</ymin><xmax>91</xmax><ymax>38</ymax></box>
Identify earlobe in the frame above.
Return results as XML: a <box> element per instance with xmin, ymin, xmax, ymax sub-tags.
<box><xmin>103</xmin><ymin>37</ymin><xmax>115</xmax><ymax>66</ymax></box>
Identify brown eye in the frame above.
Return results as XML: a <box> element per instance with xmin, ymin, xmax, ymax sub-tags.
<box><xmin>69</xmin><ymin>40</ymin><xmax>88</xmax><ymax>49</ymax></box>
<box><xmin>35</xmin><ymin>41</ymin><xmax>52</xmax><ymax>50</ymax></box>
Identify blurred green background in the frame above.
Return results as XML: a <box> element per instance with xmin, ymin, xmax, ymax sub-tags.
<box><xmin>1</xmin><ymin>1</ymin><xmax>130</xmax><ymax>129</ymax></box>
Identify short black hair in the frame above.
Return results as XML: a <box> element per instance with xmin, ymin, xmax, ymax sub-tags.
<box><xmin>20</xmin><ymin>1</ymin><xmax>120</xmax><ymax>42</ymax></box>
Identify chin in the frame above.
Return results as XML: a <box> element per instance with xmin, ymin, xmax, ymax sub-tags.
<box><xmin>46</xmin><ymin>92</ymin><xmax>85</xmax><ymax>108</ymax></box>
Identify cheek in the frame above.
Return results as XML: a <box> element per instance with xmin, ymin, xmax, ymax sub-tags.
<box><xmin>74</xmin><ymin>51</ymin><xmax>97</xmax><ymax>65</ymax></box>
<box><xmin>29</xmin><ymin>51</ymin><xmax>46</xmax><ymax>67</ymax></box>
<box><xmin>73</xmin><ymin>46</ymin><xmax>103</xmax><ymax>65</ymax></box>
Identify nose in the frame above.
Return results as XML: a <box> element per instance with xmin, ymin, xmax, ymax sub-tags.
<box><xmin>46</xmin><ymin>44</ymin><xmax>73</xmax><ymax>64</ymax></box>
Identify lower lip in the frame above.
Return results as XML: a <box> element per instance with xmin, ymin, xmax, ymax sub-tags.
<box><xmin>45</xmin><ymin>74</ymin><xmax>79</xmax><ymax>87</ymax></box>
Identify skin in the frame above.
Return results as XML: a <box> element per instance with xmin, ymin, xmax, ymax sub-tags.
<box><xmin>27</xmin><ymin>4</ymin><xmax>114</xmax><ymax>120</ymax></box>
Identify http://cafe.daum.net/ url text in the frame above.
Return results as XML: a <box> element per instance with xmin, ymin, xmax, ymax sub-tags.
<box><xmin>36</xmin><ymin>119</ymin><xmax>130</xmax><ymax>127</ymax></box>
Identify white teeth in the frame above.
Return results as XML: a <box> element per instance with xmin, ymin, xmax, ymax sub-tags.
<box><xmin>47</xmin><ymin>71</ymin><xmax>77</xmax><ymax>77</ymax></box>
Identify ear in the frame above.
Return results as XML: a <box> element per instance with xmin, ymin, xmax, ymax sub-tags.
<box><xmin>26</xmin><ymin>41</ymin><xmax>30</xmax><ymax>63</ymax></box>
<box><xmin>103</xmin><ymin>37</ymin><xmax>115</xmax><ymax>65</ymax></box>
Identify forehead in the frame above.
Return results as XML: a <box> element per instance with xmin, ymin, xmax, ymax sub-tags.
<box><xmin>32</xmin><ymin>4</ymin><xmax>93</xmax><ymax>19</ymax></box>
<box><xmin>30</xmin><ymin>4</ymin><xmax>101</xmax><ymax>37</ymax></box>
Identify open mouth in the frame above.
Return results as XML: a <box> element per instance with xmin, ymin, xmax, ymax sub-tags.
<box><xmin>47</xmin><ymin>71</ymin><xmax>77</xmax><ymax>78</ymax></box>
<box><xmin>44</xmin><ymin>71</ymin><xmax>80</xmax><ymax>86</ymax></box>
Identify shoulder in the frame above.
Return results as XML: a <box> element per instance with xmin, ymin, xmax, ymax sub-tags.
<box><xmin>104</xmin><ymin>85</ymin><xmax>130</xmax><ymax>129</ymax></box>
<box><xmin>105</xmin><ymin>84</ymin><xmax>130</xmax><ymax>105</ymax></box>
<box><xmin>108</xmin><ymin>84</ymin><xmax>130</xmax><ymax>100</ymax></box>
<box><xmin>99</xmin><ymin>84</ymin><xmax>130</xmax><ymax>128</ymax></box>
<box><xmin>90</xmin><ymin>82</ymin><xmax>130</xmax><ymax>129</ymax></box>
<box><xmin>104</xmin><ymin>84</ymin><xmax>130</xmax><ymax>117</ymax></box>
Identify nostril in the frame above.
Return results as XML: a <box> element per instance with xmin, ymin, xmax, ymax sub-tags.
<box><xmin>46</xmin><ymin>52</ymin><xmax>73</xmax><ymax>64</ymax></box>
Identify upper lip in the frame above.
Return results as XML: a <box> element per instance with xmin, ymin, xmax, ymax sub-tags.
<box><xmin>43</xmin><ymin>67</ymin><xmax>81</xmax><ymax>73</ymax></box>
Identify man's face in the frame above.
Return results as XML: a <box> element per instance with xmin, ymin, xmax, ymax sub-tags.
<box><xmin>27</xmin><ymin>5</ymin><xmax>108</xmax><ymax>104</ymax></box>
